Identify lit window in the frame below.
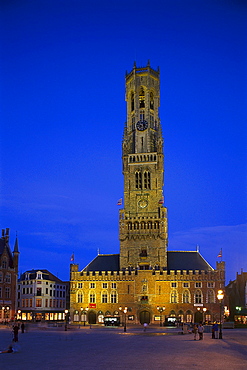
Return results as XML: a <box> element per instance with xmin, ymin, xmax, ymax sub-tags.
<box><xmin>207</xmin><ymin>290</ymin><xmax>215</xmax><ymax>303</ymax></box>
<box><xmin>171</xmin><ymin>291</ymin><xmax>177</xmax><ymax>303</ymax></box>
<box><xmin>36</xmin><ymin>299</ymin><xmax>42</xmax><ymax>307</ymax></box>
<box><xmin>111</xmin><ymin>283</ymin><xmax>116</xmax><ymax>289</ymax></box>
<box><xmin>183</xmin><ymin>290</ymin><xmax>190</xmax><ymax>303</ymax></box>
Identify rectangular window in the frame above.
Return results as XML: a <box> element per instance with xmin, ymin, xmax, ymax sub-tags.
<box><xmin>78</xmin><ymin>283</ymin><xmax>83</xmax><ymax>289</ymax></box>
<box><xmin>29</xmin><ymin>299</ymin><xmax>32</xmax><ymax>307</ymax></box>
<box><xmin>90</xmin><ymin>283</ymin><xmax>95</xmax><ymax>289</ymax></box>
<box><xmin>183</xmin><ymin>282</ymin><xmax>189</xmax><ymax>288</ymax></box>
<box><xmin>30</xmin><ymin>287</ymin><xmax>32</xmax><ymax>294</ymax></box>
<box><xmin>22</xmin><ymin>299</ymin><xmax>25</xmax><ymax>307</ymax></box>
<box><xmin>45</xmin><ymin>299</ymin><xmax>48</xmax><ymax>307</ymax></box>
<box><xmin>127</xmin><ymin>285</ymin><xmax>130</xmax><ymax>294</ymax></box>
<box><xmin>5</xmin><ymin>287</ymin><xmax>10</xmax><ymax>298</ymax></box>
<box><xmin>25</xmin><ymin>299</ymin><xmax>29</xmax><ymax>307</ymax></box>
<box><xmin>37</xmin><ymin>288</ymin><xmax>42</xmax><ymax>296</ymax></box>
<box><xmin>102</xmin><ymin>283</ymin><xmax>108</xmax><ymax>289</ymax></box>
<box><xmin>90</xmin><ymin>293</ymin><xmax>95</xmax><ymax>303</ymax></box>
<box><xmin>102</xmin><ymin>293</ymin><xmax>108</xmax><ymax>303</ymax></box>
<box><xmin>46</xmin><ymin>288</ymin><xmax>48</xmax><ymax>294</ymax></box>
<box><xmin>26</xmin><ymin>288</ymin><xmax>29</xmax><ymax>294</ymax></box>
<box><xmin>171</xmin><ymin>282</ymin><xmax>177</xmax><ymax>288</ymax></box>
<box><xmin>195</xmin><ymin>282</ymin><xmax>202</xmax><ymax>288</ymax></box>
<box><xmin>36</xmin><ymin>299</ymin><xmax>42</xmax><ymax>307</ymax></box>
<box><xmin>22</xmin><ymin>288</ymin><xmax>25</xmax><ymax>294</ymax></box>
<box><xmin>112</xmin><ymin>283</ymin><xmax>116</xmax><ymax>289</ymax></box>
<box><xmin>111</xmin><ymin>292</ymin><xmax>117</xmax><ymax>303</ymax></box>
<box><xmin>50</xmin><ymin>299</ymin><xmax>53</xmax><ymax>308</ymax></box>
<box><xmin>207</xmin><ymin>282</ymin><xmax>215</xmax><ymax>288</ymax></box>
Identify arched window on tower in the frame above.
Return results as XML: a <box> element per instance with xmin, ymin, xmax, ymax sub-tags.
<box><xmin>135</xmin><ymin>171</ymin><xmax>142</xmax><ymax>189</ymax></box>
<box><xmin>150</xmin><ymin>92</ymin><xmax>154</xmax><ymax>110</ymax></box>
<box><xmin>131</xmin><ymin>92</ymin><xmax>134</xmax><ymax>111</ymax></box>
<box><xmin>139</xmin><ymin>87</ymin><xmax>145</xmax><ymax>108</ymax></box>
<box><xmin>143</xmin><ymin>171</ymin><xmax>151</xmax><ymax>189</ymax></box>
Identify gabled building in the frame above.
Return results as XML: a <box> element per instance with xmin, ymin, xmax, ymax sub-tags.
<box><xmin>17</xmin><ymin>269</ymin><xmax>69</xmax><ymax>322</ymax></box>
<box><xmin>70</xmin><ymin>63</ymin><xmax>225</xmax><ymax>325</ymax></box>
<box><xmin>226</xmin><ymin>271</ymin><xmax>247</xmax><ymax>323</ymax></box>
<box><xmin>0</xmin><ymin>228</ymin><xmax>19</xmax><ymax>322</ymax></box>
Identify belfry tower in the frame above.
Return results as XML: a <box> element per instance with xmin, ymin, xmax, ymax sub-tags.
<box><xmin>119</xmin><ymin>62</ymin><xmax>168</xmax><ymax>271</ymax></box>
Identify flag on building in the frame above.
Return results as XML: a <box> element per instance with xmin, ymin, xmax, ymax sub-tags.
<box><xmin>158</xmin><ymin>196</ymin><xmax>164</xmax><ymax>204</ymax></box>
<box><xmin>70</xmin><ymin>253</ymin><xmax>75</xmax><ymax>262</ymax></box>
<box><xmin>217</xmin><ymin>249</ymin><xmax>222</xmax><ymax>258</ymax></box>
<box><xmin>117</xmin><ymin>198</ymin><xmax>122</xmax><ymax>205</ymax></box>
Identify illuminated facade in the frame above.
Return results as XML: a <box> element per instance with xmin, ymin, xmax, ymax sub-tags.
<box><xmin>70</xmin><ymin>63</ymin><xmax>225</xmax><ymax>325</ymax></box>
<box><xmin>0</xmin><ymin>228</ymin><xmax>19</xmax><ymax>322</ymax></box>
<box><xmin>17</xmin><ymin>269</ymin><xmax>69</xmax><ymax>321</ymax></box>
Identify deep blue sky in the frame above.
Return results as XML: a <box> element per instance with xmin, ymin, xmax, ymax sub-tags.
<box><xmin>1</xmin><ymin>0</ymin><xmax>246</xmax><ymax>284</ymax></box>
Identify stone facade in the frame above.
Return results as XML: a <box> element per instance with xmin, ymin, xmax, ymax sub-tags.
<box><xmin>0</xmin><ymin>228</ymin><xmax>19</xmax><ymax>322</ymax></box>
<box><xmin>70</xmin><ymin>63</ymin><xmax>225</xmax><ymax>325</ymax></box>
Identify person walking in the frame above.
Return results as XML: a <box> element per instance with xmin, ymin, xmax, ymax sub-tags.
<box><xmin>193</xmin><ymin>324</ymin><xmax>198</xmax><ymax>340</ymax></box>
<box><xmin>21</xmin><ymin>322</ymin><xmax>25</xmax><ymax>333</ymax></box>
<box><xmin>198</xmin><ymin>323</ymin><xmax>204</xmax><ymax>340</ymax></box>
<box><xmin>13</xmin><ymin>324</ymin><xmax>19</xmax><ymax>342</ymax></box>
<box><xmin>212</xmin><ymin>322</ymin><xmax>218</xmax><ymax>339</ymax></box>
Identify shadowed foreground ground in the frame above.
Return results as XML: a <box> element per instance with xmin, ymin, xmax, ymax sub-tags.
<box><xmin>0</xmin><ymin>325</ymin><xmax>246</xmax><ymax>369</ymax></box>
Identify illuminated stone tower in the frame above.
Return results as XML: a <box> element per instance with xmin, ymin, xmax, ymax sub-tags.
<box><xmin>119</xmin><ymin>62</ymin><xmax>168</xmax><ymax>271</ymax></box>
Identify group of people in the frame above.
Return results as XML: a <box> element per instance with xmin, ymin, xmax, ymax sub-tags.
<box><xmin>193</xmin><ymin>322</ymin><xmax>219</xmax><ymax>340</ymax></box>
<box><xmin>193</xmin><ymin>323</ymin><xmax>204</xmax><ymax>340</ymax></box>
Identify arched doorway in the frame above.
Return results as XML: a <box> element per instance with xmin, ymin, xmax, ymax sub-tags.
<box><xmin>194</xmin><ymin>310</ymin><xmax>203</xmax><ymax>323</ymax></box>
<box><xmin>139</xmin><ymin>310</ymin><xmax>151</xmax><ymax>324</ymax></box>
<box><xmin>88</xmin><ymin>311</ymin><xmax>96</xmax><ymax>324</ymax></box>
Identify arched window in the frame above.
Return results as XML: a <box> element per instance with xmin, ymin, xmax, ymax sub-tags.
<box><xmin>207</xmin><ymin>289</ymin><xmax>215</xmax><ymax>303</ymax></box>
<box><xmin>150</xmin><ymin>92</ymin><xmax>154</xmax><ymax>110</ymax></box>
<box><xmin>143</xmin><ymin>171</ymin><xmax>151</xmax><ymax>189</ymax></box>
<box><xmin>140</xmin><ymin>222</ymin><xmax>146</xmax><ymax>229</ymax></box>
<box><xmin>127</xmin><ymin>222</ymin><xmax>132</xmax><ymax>230</ymax></box>
<box><xmin>147</xmin><ymin>221</ymin><xmax>152</xmax><ymax>229</ymax></box>
<box><xmin>77</xmin><ymin>292</ymin><xmax>83</xmax><ymax>303</ymax></box>
<box><xmin>171</xmin><ymin>291</ymin><xmax>178</xmax><ymax>303</ymax></box>
<box><xmin>89</xmin><ymin>292</ymin><xmax>96</xmax><ymax>303</ymax></box>
<box><xmin>101</xmin><ymin>291</ymin><xmax>108</xmax><ymax>303</ymax></box>
<box><xmin>195</xmin><ymin>290</ymin><xmax>203</xmax><ymax>304</ymax></box>
<box><xmin>131</xmin><ymin>92</ymin><xmax>134</xmax><ymax>111</ymax></box>
<box><xmin>135</xmin><ymin>171</ymin><xmax>142</xmax><ymax>189</ymax></box>
<box><xmin>111</xmin><ymin>291</ymin><xmax>117</xmax><ymax>303</ymax></box>
<box><xmin>139</xmin><ymin>87</ymin><xmax>145</xmax><ymax>108</ymax></box>
<box><xmin>183</xmin><ymin>290</ymin><xmax>190</xmax><ymax>304</ymax></box>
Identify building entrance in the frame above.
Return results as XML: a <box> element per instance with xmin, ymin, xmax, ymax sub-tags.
<box><xmin>88</xmin><ymin>311</ymin><xmax>96</xmax><ymax>324</ymax></box>
<box><xmin>139</xmin><ymin>310</ymin><xmax>151</xmax><ymax>324</ymax></box>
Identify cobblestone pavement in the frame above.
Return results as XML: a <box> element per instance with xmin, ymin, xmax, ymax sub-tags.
<box><xmin>0</xmin><ymin>325</ymin><xmax>246</xmax><ymax>370</ymax></box>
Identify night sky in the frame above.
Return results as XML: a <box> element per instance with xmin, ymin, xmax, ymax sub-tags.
<box><xmin>1</xmin><ymin>0</ymin><xmax>246</xmax><ymax>284</ymax></box>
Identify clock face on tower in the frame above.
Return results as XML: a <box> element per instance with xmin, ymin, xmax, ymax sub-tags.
<box><xmin>136</xmin><ymin>120</ymin><xmax>148</xmax><ymax>131</ymax></box>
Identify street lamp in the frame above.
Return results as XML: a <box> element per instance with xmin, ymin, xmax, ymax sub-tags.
<box><xmin>217</xmin><ymin>290</ymin><xmax>224</xmax><ymax>339</ymax></box>
<box><xmin>157</xmin><ymin>306</ymin><xmax>165</xmax><ymax>327</ymax></box>
<box><xmin>64</xmin><ymin>309</ymin><xmax>69</xmax><ymax>331</ymax></box>
<box><xmin>203</xmin><ymin>307</ymin><xmax>207</xmax><ymax>324</ymax></box>
<box><xmin>119</xmin><ymin>306</ymin><xmax>128</xmax><ymax>332</ymax></box>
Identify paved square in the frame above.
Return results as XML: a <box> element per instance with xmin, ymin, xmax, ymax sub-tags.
<box><xmin>0</xmin><ymin>325</ymin><xmax>246</xmax><ymax>369</ymax></box>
